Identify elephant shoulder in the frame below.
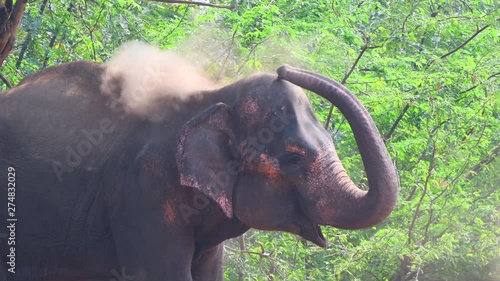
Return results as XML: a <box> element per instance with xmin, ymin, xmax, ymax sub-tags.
<box><xmin>6</xmin><ymin>61</ymin><xmax>107</xmax><ymax>105</ymax></box>
<box><xmin>132</xmin><ymin>141</ymin><xmax>174</xmax><ymax>179</ymax></box>
<box><xmin>106</xmin><ymin>140</ymin><xmax>174</xmax><ymax>192</ymax></box>
<box><xmin>1</xmin><ymin>61</ymin><xmax>114</xmax><ymax>123</ymax></box>
<box><xmin>17</xmin><ymin>61</ymin><xmax>105</xmax><ymax>88</ymax></box>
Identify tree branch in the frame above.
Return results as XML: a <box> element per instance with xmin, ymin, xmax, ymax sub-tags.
<box><xmin>385</xmin><ymin>103</ymin><xmax>410</xmax><ymax>141</ymax></box>
<box><xmin>164</xmin><ymin>5</ymin><xmax>189</xmax><ymax>38</ymax></box>
<box><xmin>457</xmin><ymin>71</ymin><xmax>500</xmax><ymax>99</ymax></box>
<box><xmin>16</xmin><ymin>0</ymin><xmax>50</xmax><ymax>68</ymax></box>
<box><xmin>408</xmin><ymin>144</ymin><xmax>436</xmax><ymax>245</ymax></box>
<box><xmin>149</xmin><ymin>0</ymin><xmax>234</xmax><ymax>9</ymax></box>
<box><xmin>466</xmin><ymin>145</ymin><xmax>500</xmax><ymax>180</ymax></box>
<box><xmin>366</xmin><ymin>270</ymin><xmax>382</xmax><ymax>281</ymax></box>
<box><xmin>216</xmin><ymin>25</ymin><xmax>238</xmax><ymax>81</ymax></box>
<box><xmin>0</xmin><ymin>0</ymin><xmax>27</xmax><ymax>67</ymax></box>
<box><xmin>0</xmin><ymin>71</ymin><xmax>11</xmax><ymax>88</ymax></box>
<box><xmin>324</xmin><ymin>36</ymin><xmax>370</xmax><ymax>129</ymax></box>
<box><xmin>440</xmin><ymin>24</ymin><xmax>490</xmax><ymax>59</ymax></box>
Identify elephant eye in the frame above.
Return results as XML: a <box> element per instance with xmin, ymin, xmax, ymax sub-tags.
<box><xmin>280</xmin><ymin>153</ymin><xmax>304</xmax><ymax>165</ymax></box>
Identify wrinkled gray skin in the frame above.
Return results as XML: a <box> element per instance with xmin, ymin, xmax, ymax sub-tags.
<box><xmin>0</xmin><ymin>62</ymin><xmax>398</xmax><ymax>281</ymax></box>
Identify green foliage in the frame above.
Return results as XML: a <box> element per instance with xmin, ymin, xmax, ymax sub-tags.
<box><xmin>3</xmin><ymin>0</ymin><xmax>499</xmax><ymax>280</ymax></box>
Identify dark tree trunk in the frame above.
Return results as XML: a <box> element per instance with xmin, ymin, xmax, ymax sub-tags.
<box><xmin>0</xmin><ymin>0</ymin><xmax>27</xmax><ymax>67</ymax></box>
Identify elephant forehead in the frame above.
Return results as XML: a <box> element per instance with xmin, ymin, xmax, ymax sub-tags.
<box><xmin>242</xmin><ymin>96</ymin><xmax>259</xmax><ymax>115</ymax></box>
<box><xmin>239</xmin><ymin>96</ymin><xmax>273</xmax><ymax>127</ymax></box>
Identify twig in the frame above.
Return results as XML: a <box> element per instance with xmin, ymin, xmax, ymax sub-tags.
<box><xmin>456</xmin><ymin>71</ymin><xmax>500</xmax><ymax>99</ymax></box>
<box><xmin>149</xmin><ymin>0</ymin><xmax>234</xmax><ymax>9</ymax></box>
<box><xmin>16</xmin><ymin>0</ymin><xmax>48</xmax><ymax>68</ymax></box>
<box><xmin>77</xmin><ymin>2</ymin><xmax>105</xmax><ymax>61</ymax></box>
<box><xmin>341</xmin><ymin>48</ymin><xmax>368</xmax><ymax>85</ymax></box>
<box><xmin>430</xmin><ymin>186</ymin><xmax>498</xmax><ymax>245</ymax></box>
<box><xmin>440</xmin><ymin>25</ymin><xmax>490</xmax><ymax>59</ymax></box>
<box><xmin>332</xmin><ymin>118</ymin><xmax>346</xmax><ymax>138</ymax></box>
<box><xmin>90</xmin><ymin>3</ymin><xmax>106</xmax><ymax>61</ymax></box>
<box><xmin>234</xmin><ymin>36</ymin><xmax>272</xmax><ymax>76</ymax></box>
<box><xmin>216</xmin><ymin>26</ymin><xmax>238</xmax><ymax>81</ymax></box>
<box><xmin>422</xmin><ymin>207</ymin><xmax>434</xmax><ymax>243</ymax></box>
<box><xmin>239</xmin><ymin>250</ymin><xmax>272</xmax><ymax>258</ymax></box>
<box><xmin>43</xmin><ymin>32</ymin><xmax>58</xmax><ymax>67</ymax></box>
<box><xmin>237</xmin><ymin>235</ymin><xmax>245</xmax><ymax>251</ymax></box>
<box><xmin>0</xmin><ymin>71</ymin><xmax>12</xmax><ymax>88</ymax></box>
<box><xmin>384</xmin><ymin>103</ymin><xmax>410</xmax><ymax>141</ymax></box>
<box><xmin>164</xmin><ymin>5</ymin><xmax>189</xmax><ymax>38</ymax></box>
<box><xmin>466</xmin><ymin>145</ymin><xmax>500</xmax><ymax>180</ymax></box>
<box><xmin>324</xmin><ymin>36</ymin><xmax>370</xmax><ymax>129</ymax></box>
<box><xmin>366</xmin><ymin>270</ymin><xmax>382</xmax><ymax>281</ymax></box>
<box><xmin>42</xmin><ymin>3</ymin><xmax>75</xmax><ymax>67</ymax></box>
<box><xmin>401</xmin><ymin>2</ymin><xmax>419</xmax><ymax>33</ymax></box>
<box><xmin>407</xmin><ymin>144</ymin><xmax>436</xmax><ymax>245</ymax></box>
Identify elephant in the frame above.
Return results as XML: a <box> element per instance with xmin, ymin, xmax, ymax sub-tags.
<box><xmin>0</xmin><ymin>54</ymin><xmax>398</xmax><ymax>280</ymax></box>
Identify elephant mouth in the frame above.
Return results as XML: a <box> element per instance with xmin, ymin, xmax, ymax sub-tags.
<box><xmin>292</xmin><ymin>196</ymin><xmax>327</xmax><ymax>247</ymax></box>
<box><xmin>296</xmin><ymin>220</ymin><xmax>327</xmax><ymax>248</ymax></box>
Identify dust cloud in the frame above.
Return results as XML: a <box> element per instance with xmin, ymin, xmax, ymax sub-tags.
<box><xmin>100</xmin><ymin>31</ymin><xmax>307</xmax><ymax>122</ymax></box>
<box><xmin>100</xmin><ymin>41</ymin><xmax>216</xmax><ymax>122</ymax></box>
<box><xmin>174</xmin><ymin>28</ymin><xmax>305</xmax><ymax>82</ymax></box>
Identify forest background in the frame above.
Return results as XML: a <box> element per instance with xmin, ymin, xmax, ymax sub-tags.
<box><xmin>0</xmin><ymin>1</ymin><xmax>498</xmax><ymax>280</ymax></box>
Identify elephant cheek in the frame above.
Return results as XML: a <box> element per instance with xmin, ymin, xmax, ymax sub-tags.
<box><xmin>235</xmin><ymin>195</ymin><xmax>274</xmax><ymax>230</ymax></box>
<box><xmin>234</xmin><ymin>181</ymin><xmax>274</xmax><ymax>228</ymax></box>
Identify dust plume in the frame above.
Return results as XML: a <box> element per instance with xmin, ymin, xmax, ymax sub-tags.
<box><xmin>100</xmin><ymin>41</ymin><xmax>216</xmax><ymax>122</ymax></box>
<box><xmin>173</xmin><ymin>27</ymin><xmax>306</xmax><ymax>82</ymax></box>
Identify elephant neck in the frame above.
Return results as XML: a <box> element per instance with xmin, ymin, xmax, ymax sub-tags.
<box><xmin>155</xmin><ymin>86</ymin><xmax>247</xmax><ymax>247</ymax></box>
<box><xmin>188</xmin><ymin>85</ymin><xmax>240</xmax><ymax>114</ymax></box>
<box><xmin>151</xmin><ymin>85</ymin><xmax>239</xmax><ymax>128</ymax></box>
<box><xmin>193</xmin><ymin>200</ymin><xmax>250</xmax><ymax>253</ymax></box>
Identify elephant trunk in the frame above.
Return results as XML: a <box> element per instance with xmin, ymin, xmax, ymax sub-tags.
<box><xmin>277</xmin><ymin>65</ymin><xmax>399</xmax><ymax>229</ymax></box>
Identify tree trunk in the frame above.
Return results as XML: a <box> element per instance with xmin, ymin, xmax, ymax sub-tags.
<box><xmin>0</xmin><ymin>0</ymin><xmax>27</xmax><ymax>67</ymax></box>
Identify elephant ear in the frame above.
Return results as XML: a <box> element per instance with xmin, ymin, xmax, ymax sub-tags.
<box><xmin>176</xmin><ymin>103</ymin><xmax>237</xmax><ymax>218</ymax></box>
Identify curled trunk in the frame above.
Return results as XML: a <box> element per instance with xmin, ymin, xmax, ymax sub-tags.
<box><xmin>277</xmin><ymin>65</ymin><xmax>399</xmax><ymax>229</ymax></box>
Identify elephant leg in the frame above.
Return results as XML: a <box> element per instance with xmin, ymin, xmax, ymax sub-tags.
<box><xmin>191</xmin><ymin>244</ymin><xmax>224</xmax><ymax>281</ymax></box>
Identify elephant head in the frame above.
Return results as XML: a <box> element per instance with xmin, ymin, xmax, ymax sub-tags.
<box><xmin>176</xmin><ymin>65</ymin><xmax>398</xmax><ymax>247</ymax></box>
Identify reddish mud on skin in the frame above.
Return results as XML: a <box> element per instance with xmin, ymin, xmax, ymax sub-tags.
<box><xmin>302</xmin><ymin>140</ymin><xmax>357</xmax><ymax>225</ymax></box>
<box><xmin>252</xmin><ymin>153</ymin><xmax>281</xmax><ymax>180</ymax></box>
<box><xmin>306</xmin><ymin>142</ymin><xmax>350</xmax><ymax>193</ymax></box>
<box><xmin>240</xmin><ymin>96</ymin><xmax>261</xmax><ymax>128</ymax></box>
<box><xmin>163</xmin><ymin>201</ymin><xmax>178</xmax><ymax>224</ymax></box>
<box><xmin>285</xmin><ymin>142</ymin><xmax>307</xmax><ymax>156</ymax></box>
<box><xmin>239</xmin><ymin>95</ymin><xmax>274</xmax><ymax>130</ymax></box>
